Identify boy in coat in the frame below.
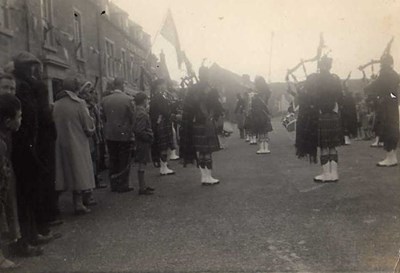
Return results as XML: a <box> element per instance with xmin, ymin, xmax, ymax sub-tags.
<box><xmin>134</xmin><ymin>92</ymin><xmax>155</xmax><ymax>195</ymax></box>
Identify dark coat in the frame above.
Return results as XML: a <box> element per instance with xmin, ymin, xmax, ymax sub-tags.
<box><xmin>340</xmin><ymin>92</ymin><xmax>358</xmax><ymax>137</ymax></box>
<box><xmin>101</xmin><ymin>90</ymin><xmax>135</xmax><ymax>142</ymax></box>
<box><xmin>11</xmin><ymin>75</ymin><xmax>43</xmax><ymax>194</ymax></box>
<box><xmin>0</xmin><ymin>132</ymin><xmax>20</xmax><ymax>240</ymax></box>
<box><xmin>134</xmin><ymin>106</ymin><xmax>153</xmax><ymax>164</ymax></box>
<box><xmin>250</xmin><ymin>94</ymin><xmax>272</xmax><ymax>135</ymax></box>
<box><xmin>180</xmin><ymin>83</ymin><xmax>222</xmax><ymax>165</ymax></box>
<box><xmin>365</xmin><ymin>67</ymin><xmax>400</xmax><ymax>151</ymax></box>
<box><xmin>295</xmin><ymin>72</ymin><xmax>343</xmax><ymax>162</ymax></box>
<box><xmin>149</xmin><ymin>92</ymin><xmax>174</xmax><ymax>162</ymax></box>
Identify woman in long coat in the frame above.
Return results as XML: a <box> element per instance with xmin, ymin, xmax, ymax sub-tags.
<box><xmin>53</xmin><ymin>77</ymin><xmax>95</xmax><ymax>215</ymax></box>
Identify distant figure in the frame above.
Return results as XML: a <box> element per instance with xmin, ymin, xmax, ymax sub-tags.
<box><xmin>340</xmin><ymin>84</ymin><xmax>358</xmax><ymax>145</ymax></box>
<box><xmin>234</xmin><ymin>93</ymin><xmax>246</xmax><ymax>139</ymax></box>
<box><xmin>251</xmin><ymin>76</ymin><xmax>273</xmax><ymax>154</ymax></box>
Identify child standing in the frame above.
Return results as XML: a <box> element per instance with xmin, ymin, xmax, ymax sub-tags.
<box><xmin>0</xmin><ymin>94</ymin><xmax>22</xmax><ymax>269</ymax></box>
<box><xmin>134</xmin><ymin>92</ymin><xmax>155</xmax><ymax>195</ymax></box>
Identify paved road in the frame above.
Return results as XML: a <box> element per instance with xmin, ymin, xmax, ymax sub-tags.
<box><xmin>18</xmin><ymin>120</ymin><xmax>400</xmax><ymax>273</ymax></box>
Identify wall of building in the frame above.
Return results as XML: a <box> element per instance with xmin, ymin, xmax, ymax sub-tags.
<box><xmin>0</xmin><ymin>0</ymin><xmax>154</xmax><ymax>101</ymax></box>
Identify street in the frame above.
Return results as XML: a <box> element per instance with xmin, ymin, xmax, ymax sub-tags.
<box><xmin>20</xmin><ymin>120</ymin><xmax>400</xmax><ymax>273</ymax></box>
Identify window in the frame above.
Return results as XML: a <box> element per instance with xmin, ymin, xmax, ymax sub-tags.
<box><xmin>129</xmin><ymin>54</ymin><xmax>135</xmax><ymax>83</ymax></box>
<box><xmin>73</xmin><ymin>10</ymin><xmax>84</xmax><ymax>59</ymax></box>
<box><xmin>42</xmin><ymin>0</ymin><xmax>55</xmax><ymax>47</ymax></box>
<box><xmin>0</xmin><ymin>0</ymin><xmax>10</xmax><ymax>30</ymax></box>
<box><xmin>105</xmin><ymin>39</ymin><xmax>115</xmax><ymax>77</ymax></box>
<box><xmin>121</xmin><ymin>49</ymin><xmax>129</xmax><ymax>80</ymax></box>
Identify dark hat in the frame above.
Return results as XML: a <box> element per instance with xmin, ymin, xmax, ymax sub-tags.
<box><xmin>318</xmin><ymin>55</ymin><xmax>333</xmax><ymax>69</ymax></box>
<box><xmin>380</xmin><ymin>54</ymin><xmax>394</xmax><ymax>66</ymax></box>
<box><xmin>134</xmin><ymin>92</ymin><xmax>148</xmax><ymax>104</ymax></box>
<box><xmin>12</xmin><ymin>51</ymin><xmax>41</xmax><ymax>66</ymax></box>
<box><xmin>198</xmin><ymin>66</ymin><xmax>209</xmax><ymax>80</ymax></box>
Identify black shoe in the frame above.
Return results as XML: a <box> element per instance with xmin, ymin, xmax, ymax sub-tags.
<box><xmin>12</xmin><ymin>243</ymin><xmax>44</xmax><ymax>257</ymax></box>
<box><xmin>146</xmin><ymin>187</ymin><xmax>155</xmax><ymax>191</ymax></box>
<box><xmin>48</xmin><ymin>219</ymin><xmax>64</xmax><ymax>227</ymax></box>
<box><xmin>31</xmin><ymin>234</ymin><xmax>53</xmax><ymax>246</ymax></box>
<box><xmin>139</xmin><ymin>189</ymin><xmax>154</xmax><ymax>195</ymax></box>
<box><xmin>83</xmin><ymin>198</ymin><xmax>98</xmax><ymax>206</ymax></box>
<box><xmin>117</xmin><ymin>188</ymin><xmax>134</xmax><ymax>193</ymax></box>
<box><xmin>74</xmin><ymin>206</ymin><xmax>91</xmax><ymax>216</ymax></box>
<box><xmin>32</xmin><ymin>232</ymin><xmax>62</xmax><ymax>246</ymax></box>
<box><xmin>96</xmin><ymin>183</ymin><xmax>108</xmax><ymax>189</ymax></box>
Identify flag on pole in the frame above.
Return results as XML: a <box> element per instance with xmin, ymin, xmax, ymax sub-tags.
<box><xmin>160</xmin><ymin>9</ymin><xmax>183</xmax><ymax>68</ymax></box>
<box><xmin>181</xmin><ymin>51</ymin><xmax>196</xmax><ymax>79</ymax></box>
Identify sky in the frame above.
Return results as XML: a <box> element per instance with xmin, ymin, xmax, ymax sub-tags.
<box><xmin>113</xmin><ymin>0</ymin><xmax>400</xmax><ymax>83</ymax></box>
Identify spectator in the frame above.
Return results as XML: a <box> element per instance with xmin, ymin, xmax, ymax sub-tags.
<box><xmin>53</xmin><ymin>77</ymin><xmax>96</xmax><ymax>215</ymax></box>
<box><xmin>101</xmin><ymin>78</ymin><xmax>135</xmax><ymax>193</ymax></box>
<box><xmin>0</xmin><ymin>94</ymin><xmax>22</xmax><ymax>269</ymax></box>
<box><xmin>0</xmin><ymin>74</ymin><xmax>16</xmax><ymax>95</ymax></box>
<box><xmin>11</xmin><ymin>52</ymin><xmax>51</xmax><ymax>257</ymax></box>
<box><xmin>133</xmin><ymin>92</ymin><xmax>155</xmax><ymax>195</ymax></box>
<box><xmin>78</xmin><ymin>81</ymin><xmax>107</xmax><ymax>190</ymax></box>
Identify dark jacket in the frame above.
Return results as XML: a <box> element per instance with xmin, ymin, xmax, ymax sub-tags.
<box><xmin>101</xmin><ymin>90</ymin><xmax>135</xmax><ymax>142</ymax></box>
<box><xmin>364</xmin><ymin>67</ymin><xmax>399</xmax><ymax>149</ymax></box>
<box><xmin>134</xmin><ymin>106</ymin><xmax>153</xmax><ymax>164</ymax></box>
<box><xmin>180</xmin><ymin>83</ymin><xmax>223</xmax><ymax>166</ymax></box>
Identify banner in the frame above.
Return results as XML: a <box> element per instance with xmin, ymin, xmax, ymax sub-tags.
<box><xmin>160</xmin><ymin>9</ymin><xmax>183</xmax><ymax>68</ymax></box>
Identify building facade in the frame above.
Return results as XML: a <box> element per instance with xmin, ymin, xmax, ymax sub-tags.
<box><xmin>0</xmin><ymin>0</ymin><xmax>155</xmax><ymax>101</ymax></box>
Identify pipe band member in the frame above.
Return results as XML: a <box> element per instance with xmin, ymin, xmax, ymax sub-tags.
<box><xmin>297</xmin><ymin>55</ymin><xmax>343</xmax><ymax>183</ymax></box>
<box><xmin>365</xmin><ymin>54</ymin><xmax>399</xmax><ymax>167</ymax></box>
<box><xmin>251</xmin><ymin>76</ymin><xmax>273</xmax><ymax>154</ymax></box>
<box><xmin>181</xmin><ymin>67</ymin><xmax>222</xmax><ymax>185</ymax></box>
<box><xmin>149</xmin><ymin>79</ymin><xmax>176</xmax><ymax>176</ymax></box>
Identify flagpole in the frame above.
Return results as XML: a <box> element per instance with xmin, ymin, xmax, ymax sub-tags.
<box><xmin>146</xmin><ymin>8</ymin><xmax>170</xmax><ymax>61</ymax></box>
<box><xmin>268</xmin><ymin>31</ymin><xmax>274</xmax><ymax>83</ymax></box>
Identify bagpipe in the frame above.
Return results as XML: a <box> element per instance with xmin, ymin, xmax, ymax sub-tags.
<box><xmin>282</xmin><ymin>33</ymin><xmax>327</xmax><ymax>132</ymax></box>
<box><xmin>358</xmin><ymin>37</ymin><xmax>394</xmax><ymax>82</ymax></box>
<box><xmin>358</xmin><ymin>37</ymin><xmax>394</xmax><ymax>106</ymax></box>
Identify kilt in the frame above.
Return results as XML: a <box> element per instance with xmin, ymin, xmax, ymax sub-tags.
<box><xmin>135</xmin><ymin>140</ymin><xmax>151</xmax><ymax>164</ymax></box>
<box><xmin>244</xmin><ymin>115</ymin><xmax>252</xmax><ymax>131</ymax></box>
<box><xmin>251</xmin><ymin>114</ymin><xmax>273</xmax><ymax>135</ymax></box>
<box><xmin>257</xmin><ymin>133</ymin><xmax>270</xmax><ymax>142</ymax></box>
<box><xmin>380</xmin><ymin>100</ymin><xmax>399</xmax><ymax>151</ymax></box>
<box><xmin>193</xmin><ymin>122</ymin><xmax>220</xmax><ymax>154</ymax></box>
<box><xmin>318</xmin><ymin>112</ymin><xmax>343</xmax><ymax>149</ymax></box>
<box><xmin>154</xmin><ymin>118</ymin><xmax>174</xmax><ymax>151</ymax></box>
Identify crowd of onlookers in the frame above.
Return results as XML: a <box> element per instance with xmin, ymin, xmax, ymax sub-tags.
<box><xmin>0</xmin><ymin>51</ymin><xmax>197</xmax><ymax>269</ymax></box>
